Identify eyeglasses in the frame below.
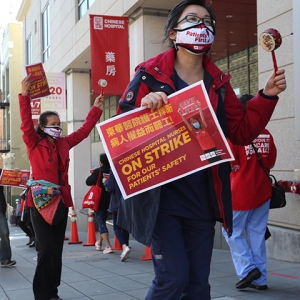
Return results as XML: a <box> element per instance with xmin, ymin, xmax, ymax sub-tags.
<box><xmin>177</xmin><ymin>15</ymin><xmax>216</xmax><ymax>27</ymax></box>
<box><xmin>44</xmin><ymin>125</ymin><xmax>62</xmax><ymax>130</ymax></box>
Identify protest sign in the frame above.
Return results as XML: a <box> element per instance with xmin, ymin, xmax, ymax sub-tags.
<box><xmin>0</xmin><ymin>169</ymin><xmax>30</xmax><ymax>188</ymax></box>
<box><xmin>96</xmin><ymin>80</ymin><xmax>234</xmax><ymax>199</ymax></box>
<box><xmin>29</xmin><ymin>73</ymin><xmax>66</xmax><ymax>123</ymax></box>
<box><xmin>25</xmin><ymin>63</ymin><xmax>50</xmax><ymax>99</ymax></box>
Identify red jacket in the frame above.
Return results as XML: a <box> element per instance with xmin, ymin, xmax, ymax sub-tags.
<box><xmin>229</xmin><ymin>129</ymin><xmax>277</xmax><ymax>210</ymax></box>
<box><xmin>19</xmin><ymin>94</ymin><xmax>102</xmax><ymax>207</ymax></box>
<box><xmin>116</xmin><ymin>48</ymin><xmax>279</xmax><ymax>245</ymax></box>
<box><xmin>117</xmin><ymin>49</ymin><xmax>277</xmax><ymax>146</ymax></box>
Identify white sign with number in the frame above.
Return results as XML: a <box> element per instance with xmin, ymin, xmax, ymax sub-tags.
<box><xmin>30</xmin><ymin>99</ymin><xmax>41</xmax><ymax>119</ymax></box>
<box><xmin>41</xmin><ymin>72</ymin><xmax>67</xmax><ymax>121</ymax></box>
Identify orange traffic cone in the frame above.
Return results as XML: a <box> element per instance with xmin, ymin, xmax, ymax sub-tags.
<box><xmin>140</xmin><ymin>246</ymin><xmax>152</xmax><ymax>261</ymax></box>
<box><xmin>68</xmin><ymin>207</ymin><xmax>82</xmax><ymax>244</ymax></box>
<box><xmin>112</xmin><ymin>235</ymin><xmax>122</xmax><ymax>250</ymax></box>
<box><xmin>83</xmin><ymin>210</ymin><xmax>96</xmax><ymax>246</ymax></box>
<box><xmin>64</xmin><ymin>236</ymin><xmax>69</xmax><ymax>240</ymax></box>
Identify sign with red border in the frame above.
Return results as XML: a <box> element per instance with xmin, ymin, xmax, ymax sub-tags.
<box><xmin>97</xmin><ymin>81</ymin><xmax>234</xmax><ymax>199</ymax></box>
<box><xmin>0</xmin><ymin>169</ymin><xmax>30</xmax><ymax>188</ymax></box>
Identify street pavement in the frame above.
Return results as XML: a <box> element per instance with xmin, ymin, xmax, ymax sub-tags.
<box><xmin>0</xmin><ymin>224</ymin><xmax>299</xmax><ymax>300</ymax></box>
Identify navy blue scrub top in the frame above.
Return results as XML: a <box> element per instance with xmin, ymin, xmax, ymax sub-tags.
<box><xmin>159</xmin><ymin>71</ymin><xmax>214</xmax><ymax>221</ymax></box>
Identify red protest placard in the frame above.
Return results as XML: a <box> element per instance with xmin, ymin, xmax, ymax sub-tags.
<box><xmin>96</xmin><ymin>81</ymin><xmax>234</xmax><ymax>199</ymax></box>
<box><xmin>25</xmin><ymin>63</ymin><xmax>50</xmax><ymax>99</ymax></box>
<box><xmin>0</xmin><ymin>169</ymin><xmax>30</xmax><ymax>188</ymax></box>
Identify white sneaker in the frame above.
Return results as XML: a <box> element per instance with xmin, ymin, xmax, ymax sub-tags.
<box><xmin>120</xmin><ymin>246</ymin><xmax>131</xmax><ymax>262</ymax></box>
<box><xmin>103</xmin><ymin>246</ymin><xmax>113</xmax><ymax>254</ymax></box>
<box><xmin>95</xmin><ymin>241</ymin><xmax>102</xmax><ymax>251</ymax></box>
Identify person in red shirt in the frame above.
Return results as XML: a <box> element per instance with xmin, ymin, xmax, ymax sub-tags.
<box><xmin>222</xmin><ymin>94</ymin><xmax>277</xmax><ymax>291</ymax></box>
<box><xmin>19</xmin><ymin>75</ymin><xmax>104</xmax><ymax>300</ymax></box>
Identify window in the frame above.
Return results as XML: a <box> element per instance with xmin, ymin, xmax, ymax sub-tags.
<box><xmin>26</xmin><ymin>35</ymin><xmax>32</xmax><ymax>65</ymax></box>
<box><xmin>90</xmin><ymin>95</ymin><xmax>119</xmax><ymax>142</ymax></box>
<box><xmin>78</xmin><ymin>0</ymin><xmax>95</xmax><ymax>20</ymax></box>
<box><xmin>42</xmin><ymin>4</ymin><xmax>50</xmax><ymax>62</ymax></box>
<box><xmin>215</xmin><ymin>46</ymin><xmax>258</xmax><ymax>98</ymax></box>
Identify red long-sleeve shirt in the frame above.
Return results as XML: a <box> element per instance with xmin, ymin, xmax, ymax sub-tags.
<box><xmin>229</xmin><ymin>128</ymin><xmax>277</xmax><ymax>210</ymax></box>
<box><xmin>19</xmin><ymin>94</ymin><xmax>102</xmax><ymax>207</ymax></box>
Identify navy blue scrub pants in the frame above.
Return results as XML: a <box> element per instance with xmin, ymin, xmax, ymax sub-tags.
<box><xmin>113</xmin><ymin>213</ymin><xmax>129</xmax><ymax>246</ymax></box>
<box><xmin>146</xmin><ymin>209</ymin><xmax>215</xmax><ymax>300</ymax></box>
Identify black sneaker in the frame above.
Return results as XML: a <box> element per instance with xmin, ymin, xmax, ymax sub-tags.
<box><xmin>249</xmin><ymin>283</ymin><xmax>268</xmax><ymax>290</ymax></box>
<box><xmin>29</xmin><ymin>241</ymin><xmax>35</xmax><ymax>248</ymax></box>
<box><xmin>26</xmin><ymin>236</ymin><xmax>35</xmax><ymax>246</ymax></box>
<box><xmin>1</xmin><ymin>259</ymin><xmax>16</xmax><ymax>268</ymax></box>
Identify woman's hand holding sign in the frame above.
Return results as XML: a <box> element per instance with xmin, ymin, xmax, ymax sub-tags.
<box><xmin>21</xmin><ymin>75</ymin><xmax>33</xmax><ymax>97</ymax></box>
<box><xmin>141</xmin><ymin>91</ymin><xmax>168</xmax><ymax>112</ymax></box>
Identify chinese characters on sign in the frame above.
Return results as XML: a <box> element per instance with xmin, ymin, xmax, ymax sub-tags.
<box><xmin>97</xmin><ymin>81</ymin><xmax>234</xmax><ymax>199</ymax></box>
<box><xmin>106</xmin><ymin>104</ymin><xmax>174</xmax><ymax>148</ymax></box>
<box><xmin>105</xmin><ymin>52</ymin><xmax>116</xmax><ymax>76</ymax></box>
<box><xmin>90</xmin><ymin>15</ymin><xmax>129</xmax><ymax>95</ymax></box>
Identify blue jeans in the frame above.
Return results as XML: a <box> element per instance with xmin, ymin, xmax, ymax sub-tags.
<box><xmin>0</xmin><ymin>211</ymin><xmax>12</xmax><ymax>263</ymax></box>
<box><xmin>94</xmin><ymin>209</ymin><xmax>109</xmax><ymax>234</ymax></box>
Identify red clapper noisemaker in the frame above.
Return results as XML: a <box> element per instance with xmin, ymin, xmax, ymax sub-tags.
<box><xmin>98</xmin><ymin>79</ymin><xmax>107</xmax><ymax>95</ymax></box>
<box><xmin>259</xmin><ymin>28</ymin><xmax>282</xmax><ymax>73</ymax></box>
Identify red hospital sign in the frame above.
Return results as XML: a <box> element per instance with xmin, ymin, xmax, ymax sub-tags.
<box><xmin>90</xmin><ymin>15</ymin><xmax>130</xmax><ymax>96</ymax></box>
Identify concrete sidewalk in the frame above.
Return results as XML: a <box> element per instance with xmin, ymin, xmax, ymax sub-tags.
<box><xmin>0</xmin><ymin>225</ymin><xmax>299</xmax><ymax>300</ymax></box>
